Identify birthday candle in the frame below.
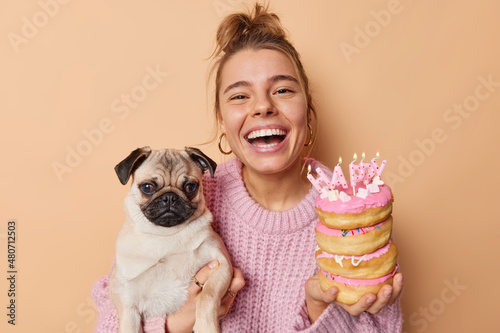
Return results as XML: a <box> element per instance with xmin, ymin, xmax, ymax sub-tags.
<box><xmin>371</xmin><ymin>152</ymin><xmax>387</xmax><ymax>178</ymax></box>
<box><xmin>330</xmin><ymin>157</ymin><xmax>348</xmax><ymax>189</ymax></box>
<box><xmin>357</xmin><ymin>153</ymin><xmax>366</xmax><ymax>182</ymax></box>
<box><xmin>349</xmin><ymin>154</ymin><xmax>361</xmax><ymax>187</ymax></box>
<box><xmin>349</xmin><ymin>154</ymin><xmax>359</xmax><ymax>196</ymax></box>
<box><xmin>307</xmin><ymin>165</ymin><xmax>323</xmax><ymax>192</ymax></box>
<box><xmin>315</xmin><ymin>167</ymin><xmax>331</xmax><ymax>188</ymax></box>
<box><xmin>363</xmin><ymin>162</ymin><xmax>376</xmax><ymax>184</ymax></box>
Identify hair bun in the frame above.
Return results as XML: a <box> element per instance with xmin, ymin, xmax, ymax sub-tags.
<box><xmin>215</xmin><ymin>3</ymin><xmax>287</xmax><ymax>56</ymax></box>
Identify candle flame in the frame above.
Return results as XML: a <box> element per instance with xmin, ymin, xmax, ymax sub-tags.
<box><xmin>376</xmin><ymin>152</ymin><xmax>380</xmax><ymax>159</ymax></box>
<box><xmin>361</xmin><ymin>152</ymin><xmax>365</xmax><ymax>162</ymax></box>
<box><xmin>337</xmin><ymin>157</ymin><xmax>342</xmax><ymax>166</ymax></box>
<box><xmin>351</xmin><ymin>153</ymin><xmax>357</xmax><ymax>164</ymax></box>
<box><xmin>307</xmin><ymin>164</ymin><xmax>311</xmax><ymax>175</ymax></box>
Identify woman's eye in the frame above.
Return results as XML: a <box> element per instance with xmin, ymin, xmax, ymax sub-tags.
<box><xmin>230</xmin><ymin>95</ymin><xmax>245</xmax><ymax>100</ymax></box>
<box><xmin>275</xmin><ymin>88</ymin><xmax>293</xmax><ymax>94</ymax></box>
<box><xmin>184</xmin><ymin>182</ymin><xmax>198</xmax><ymax>195</ymax></box>
<box><xmin>140</xmin><ymin>183</ymin><xmax>156</xmax><ymax>195</ymax></box>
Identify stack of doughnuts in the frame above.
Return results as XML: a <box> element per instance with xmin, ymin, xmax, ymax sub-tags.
<box><xmin>313</xmin><ymin>172</ymin><xmax>398</xmax><ymax>305</ymax></box>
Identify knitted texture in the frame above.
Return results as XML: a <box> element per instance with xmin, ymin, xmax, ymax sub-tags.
<box><xmin>91</xmin><ymin>158</ymin><xmax>402</xmax><ymax>332</ymax></box>
<box><xmin>92</xmin><ymin>265</ymin><xmax>166</xmax><ymax>332</ymax></box>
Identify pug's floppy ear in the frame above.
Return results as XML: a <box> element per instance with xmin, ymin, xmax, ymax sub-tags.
<box><xmin>115</xmin><ymin>146</ymin><xmax>152</xmax><ymax>185</ymax></box>
<box><xmin>185</xmin><ymin>147</ymin><xmax>217</xmax><ymax>178</ymax></box>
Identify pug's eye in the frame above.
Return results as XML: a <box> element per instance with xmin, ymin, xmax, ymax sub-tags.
<box><xmin>184</xmin><ymin>182</ymin><xmax>198</xmax><ymax>196</ymax></box>
<box><xmin>139</xmin><ymin>183</ymin><xmax>157</xmax><ymax>195</ymax></box>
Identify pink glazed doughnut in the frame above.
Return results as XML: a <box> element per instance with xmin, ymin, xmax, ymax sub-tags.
<box><xmin>316</xmin><ymin>184</ymin><xmax>393</xmax><ymax>229</ymax></box>
<box><xmin>317</xmin><ymin>265</ymin><xmax>398</xmax><ymax>305</ymax></box>
<box><xmin>315</xmin><ymin>241</ymin><xmax>398</xmax><ymax>279</ymax></box>
<box><xmin>315</xmin><ymin>217</ymin><xmax>393</xmax><ymax>256</ymax></box>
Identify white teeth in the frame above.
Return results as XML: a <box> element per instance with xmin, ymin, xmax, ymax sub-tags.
<box><xmin>247</xmin><ymin>128</ymin><xmax>286</xmax><ymax>139</ymax></box>
<box><xmin>253</xmin><ymin>142</ymin><xmax>278</xmax><ymax>148</ymax></box>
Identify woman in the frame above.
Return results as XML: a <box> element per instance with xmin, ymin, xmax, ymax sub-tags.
<box><xmin>92</xmin><ymin>4</ymin><xmax>403</xmax><ymax>332</ymax></box>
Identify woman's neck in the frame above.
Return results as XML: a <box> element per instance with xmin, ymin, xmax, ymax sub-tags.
<box><xmin>241</xmin><ymin>159</ymin><xmax>311</xmax><ymax>212</ymax></box>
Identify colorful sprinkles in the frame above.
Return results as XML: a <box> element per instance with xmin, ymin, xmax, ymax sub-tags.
<box><xmin>339</xmin><ymin>222</ymin><xmax>383</xmax><ymax>237</ymax></box>
<box><xmin>316</xmin><ymin>219</ymin><xmax>387</xmax><ymax>237</ymax></box>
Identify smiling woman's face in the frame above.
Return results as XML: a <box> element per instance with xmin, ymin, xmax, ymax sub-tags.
<box><xmin>218</xmin><ymin>48</ymin><xmax>309</xmax><ymax>176</ymax></box>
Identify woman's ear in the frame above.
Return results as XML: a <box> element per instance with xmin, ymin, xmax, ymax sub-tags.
<box><xmin>218</xmin><ymin>112</ymin><xmax>226</xmax><ymax>133</ymax></box>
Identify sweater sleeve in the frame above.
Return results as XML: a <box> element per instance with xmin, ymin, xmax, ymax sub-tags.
<box><xmin>292</xmin><ymin>297</ymin><xmax>403</xmax><ymax>333</ymax></box>
<box><xmin>91</xmin><ymin>271</ymin><xmax>167</xmax><ymax>332</ymax></box>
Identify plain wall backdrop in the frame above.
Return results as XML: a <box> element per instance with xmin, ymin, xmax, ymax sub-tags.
<box><xmin>1</xmin><ymin>0</ymin><xmax>499</xmax><ymax>332</ymax></box>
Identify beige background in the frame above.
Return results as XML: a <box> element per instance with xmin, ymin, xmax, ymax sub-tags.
<box><xmin>1</xmin><ymin>0</ymin><xmax>498</xmax><ymax>332</ymax></box>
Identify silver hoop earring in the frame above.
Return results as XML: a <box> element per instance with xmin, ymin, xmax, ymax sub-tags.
<box><xmin>218</xmin><ymin>133</ymin><xmax>232</xmax><ymax>155</ymax></box>
<box><xmin>304</xmin><ymin>123</ymin><xmax>314</xmax><ymax>147</ymax></box>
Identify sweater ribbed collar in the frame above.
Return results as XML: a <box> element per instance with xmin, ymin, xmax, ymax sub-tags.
<box><xmin>218</xmin><ymin>158</ymin><xmax>320</xmax><ymax>235</ymax></box>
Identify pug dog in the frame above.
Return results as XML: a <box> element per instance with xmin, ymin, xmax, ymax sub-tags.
<box><xmin>110</xmin><ymin>146</ymin><xmax>233</xmax><ymax>333</ymax></box>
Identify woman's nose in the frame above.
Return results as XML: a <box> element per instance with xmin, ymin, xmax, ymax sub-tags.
<box><xmin>252</xmin><ymin>94</ymin><xmax>277</xmax><ymax>117</ymax></box>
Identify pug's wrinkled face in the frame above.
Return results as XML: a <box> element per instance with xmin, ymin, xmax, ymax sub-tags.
<box><xmin>115</xmin><ymin>147</ymin><xmax>217</xmax><ymax>232</ymax></box>
<box><xmin>131</xmin><ymin>150</ymin><xmax>205</xmax><ymax>227</ymax></box>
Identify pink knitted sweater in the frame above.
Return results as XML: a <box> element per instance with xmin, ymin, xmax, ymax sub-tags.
<box><xmin>92</xmin><ymin>158</ymin><xmax>402</xmax><ymax>332</ymax></box>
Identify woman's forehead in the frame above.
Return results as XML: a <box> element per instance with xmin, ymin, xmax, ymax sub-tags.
<box><xmin>220</xmin><ymin>49</ymin><xmax>299</xmax><ymax>89</ymax></box>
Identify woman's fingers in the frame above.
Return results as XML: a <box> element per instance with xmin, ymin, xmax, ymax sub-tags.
<box><xmin>169</xmin><ymin>261</ymin><xmax>241</xmax><ymax>330</ymax></box>
<box><xmin>190</xmin><ymin>260</ymin><xmax>220</xmax><ymax>294</ymax></box>
<box><xmin>335</xmin><ymin>273</ymin><xmax>404</xmax><ymax>316</ymax></box>
<box><xmin>390</xmin><ymin>273</ymin><xmax>404</xmax><ymax>303</ymax></box>
<box><xmin>334</xmin><ymin>293</ymin><xmax>376</xmax><ymax>316</ymax></box>
<box><xmin>365</xmin><ymin>286</ymin><xmax>393</xmax><ymax>314</ymax></box>
<box><xmin>304</xmin><ymin>273</ymin><xmax>340</xmax><ymax>323</ymax></box>
<box><xmin>365</xmin><ymin>273</ymin><xmax>403</xmax><ymax>314</ymax></box>
<box><xmin>305</xmin><ymin>273</ymin><xmax>338</xmax><ymax>304</ymax></box>
<box><xmin>166</xmin><ymin>262</ymin><xmax>221</xmax><ymax>333</ymax></box>
<box><xmin>229</xmin><ymin>267</ymin><xmax>246</xmax><ymax>294</ymax></box>
<box><xmin>191</xmin><ymin>262</ymin><xmax>247</xmax><ymax>320</ymax></box>
<box><xmin>218</xmin><ymin>267</ymin><xmax>245</xmax><ymax>319</ymax></box>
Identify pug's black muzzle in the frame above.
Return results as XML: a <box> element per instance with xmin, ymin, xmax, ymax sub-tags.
<box><xmin>142</xmin><ymin>192</ymin><xmax>197</xmax><ymax>227</ymax></box>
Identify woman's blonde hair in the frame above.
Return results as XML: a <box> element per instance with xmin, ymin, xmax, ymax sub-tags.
<box><xmin>209</xmin><ymin>3</ymin><xmax>317</xmax><ymax>144</ymax></box>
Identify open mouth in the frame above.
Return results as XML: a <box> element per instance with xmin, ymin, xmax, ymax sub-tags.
<box><xmin>245</xmin><ymin>128</ymin><xmax>288</xmax><ymax>148</ymax></box>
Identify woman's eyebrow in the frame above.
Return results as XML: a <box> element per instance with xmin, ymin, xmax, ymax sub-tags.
<box><xmin>223</xmin><ymin>75</ymin><xmax>298</xmax><ymax>94</ymax></box>
<box><xmin>269</xmin><ymin>74</ymin><xmax>298</xmax><ymax>84</ymax></box>
<box><xmin>223</xmin><ymin>80</ymin><xmax>250</xmax><ymax>94</ymax></box>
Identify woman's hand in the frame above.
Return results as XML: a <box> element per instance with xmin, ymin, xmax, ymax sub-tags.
<box><xmin>305</xmin><ymin>272</ymin><xmax>403</xmax><ymax>322</ymax></box>
<box><xmin>166</xmin><ymin>260</ymin><xmax>245</xmax><ymax>333</ymax></box>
